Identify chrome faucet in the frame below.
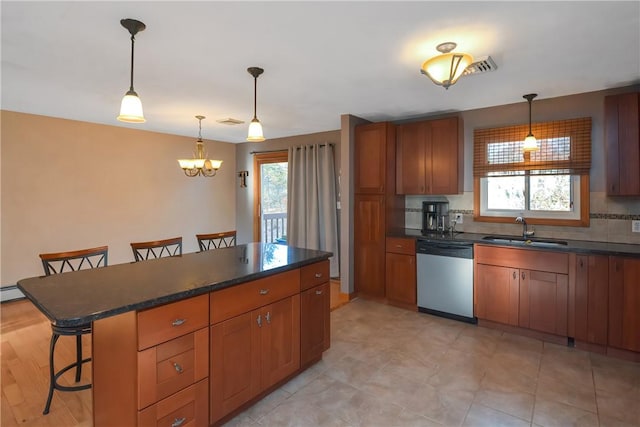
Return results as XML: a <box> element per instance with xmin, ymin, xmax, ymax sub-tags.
<box><xmin>515</xmin><ymin>216</ymin><xmax>534</xmax><ymax>238</ymax></box>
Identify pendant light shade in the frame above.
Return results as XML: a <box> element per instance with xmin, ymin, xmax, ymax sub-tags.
<box><xmin>421</xmin><ymin>42</ymin><xmax>473</xmax><ymax>90</ymax></box>
<box><xmin>117</xmin><ymin>19</ymin><xmax>146</xmax><ymax>123</ymax></box>
<box><xmin>522</xmin><ymin>93</ymin><xmax>539</xmax><ymax>152</ymax></box>
<box><xmin>247</xmin><ymin>67</ymin><xmax>265</xmax><ymax>142</ymax></box>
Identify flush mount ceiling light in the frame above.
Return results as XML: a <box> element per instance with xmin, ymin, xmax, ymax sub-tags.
<box><xmin>420</xmin><ymin>42</ymin><xmax>473</xmax><ymax>89</ymax></box>
<box><xmin>247</xmin><ymin>67</ymin><xmax>265</xmax><ymax>142</ymax></box>
<box><xmin>117</xmin><ymin>18</ymin><xmax>146</xmax><ymax>123</ymax></box>
<box><xmin>522</xmin><ymin>93</ymin><xmax>539</xmax><ymax>152</ymax></box>
<box><xmin>178</xmin><ymin>116</ymin><xmax>223</xmax><ymax>177</ymax></box>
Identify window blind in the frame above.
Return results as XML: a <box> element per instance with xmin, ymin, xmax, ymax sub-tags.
<box><xmin>473</xmin><ymin>117</ymin><xmax>592</xmax><ymax>177</ymax></box>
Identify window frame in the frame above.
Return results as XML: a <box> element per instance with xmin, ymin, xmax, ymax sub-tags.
<box><xmin>473</xmin><ymin>118</ymin><xmax>591</xmax><ymax>227</ymax></box>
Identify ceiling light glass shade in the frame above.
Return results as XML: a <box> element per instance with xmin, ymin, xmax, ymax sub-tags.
<box><xmin>247</xmin><ymin>118</ymin><xmax>265</xmax><ymax>142</ymax></box>
<box><xmin>421</xmin><ymin>52</ymin><xmax>473</xmax><ymax>89</ymax></box>
<box><xmin>523</xmin><ymin>134</ymin><xmax>538</xmax><ymax>152</ymax></box>
<box><xmin>117</xmin><ymin>90</ymin><xmax>145</xmax><ymax>123</ymax></box>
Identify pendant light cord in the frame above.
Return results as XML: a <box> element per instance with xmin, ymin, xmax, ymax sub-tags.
<box><xmin>253</xmin><ymin>76</ymin><xmax>258</xmax><ymax>120</ymax></box>
<box><xmin>129</xmin><ymin>35</ymin><xmax>136</xmax><ymax>91</ymax></box>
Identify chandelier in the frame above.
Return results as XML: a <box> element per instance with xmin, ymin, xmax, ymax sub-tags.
<box><xmin>177</xmin><ymin>116</ymin><xmax>223</xmax><ymax>177</ymax></box>
<box><xmin>420</xmin><ymin>42</ymin><xmax>473</xmax><ymax>90</ymax></box>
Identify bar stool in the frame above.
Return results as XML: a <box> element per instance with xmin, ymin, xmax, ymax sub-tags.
<box><xmin>38</xmin><ymin>245</ymin><xmax>108</xmax><ymax>415</ymax></box>
<box><xmin>196</xmin><ymin>230</ymin><xmax>236</xmax><ymax>251</ymax></box>
<box><xmin>130</xmin><ymin>236</ymin><xmax>182</xmax><ymax>261</ymax></box>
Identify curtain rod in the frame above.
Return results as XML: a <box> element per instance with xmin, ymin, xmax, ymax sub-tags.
<box><xmin>250</xmin><ymin>143</ymin><xmax>334</xmax><ymax>155</ymax></box>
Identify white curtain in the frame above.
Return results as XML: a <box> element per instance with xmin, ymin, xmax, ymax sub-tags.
<box><xmin>287</xmin><ymin>143</ymin><xmax>340</xmax><ymax>277</ymax></box>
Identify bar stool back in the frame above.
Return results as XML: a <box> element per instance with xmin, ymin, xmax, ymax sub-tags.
<box><xmin>130</xmin><ymin>236</ymin><xmax>182</xmax><ymax>261</ymax></box>
<box><xmin>196</xmin><ymin>230</ymin><xmax>237</xmax><ymax>251</ymax></box>
<box><xmin>39</xmin><ymin>245</ymin><xmax>108</xmax><ymax>415</ymax></box>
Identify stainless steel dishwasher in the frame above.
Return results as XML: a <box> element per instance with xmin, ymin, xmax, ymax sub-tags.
<box><xmin>416</xmin><ymin>239</ymin><xmax>476</xmax><ymax>324</ymax></box>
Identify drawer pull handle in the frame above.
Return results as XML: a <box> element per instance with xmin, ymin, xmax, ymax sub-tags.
<box><xmin>314</xmin><ymin>273</ymin><xmax>323</xmax><ymax>278</ymax></box>
<box><xmin>315</xmin><ymin>290</ymin><xmax>323</xmax><ymax>295</ymax></box>
<box><xmin>171</xmin><ymin>318</ymin><xmax>186</xmax><ymax>327</ymax></box>
<box><xmin>173</xmin><ymin>362</ymin><xmax>183</xmax><ymax>373</ymax></box>
<box><xmin>172</xmin><ymin>417</ymin><xmax>186</xmax><ymax>427</ymax></box>
<box><xmin>513</xmin><ymin>272</ymin><xmax>516</xmax><ymax>280</ymax></box>
<box><xmin>257</xmin><ymin>314</ymin><xmax>262</xmax><ymax>327</ymax></box>
<box><xmin>259</xmin><ymin>289</ymin><xmax>269</xmax><ymax>295</ymax></box>
<box><xmin>395</xmin><ymin>245</ymin><xmax>402</xmax><ymax>248</ymax></box>
<box><xmin>265</xmin><ymin>311</ymin><xmax>271</xmax><ymax>324</ymax></box>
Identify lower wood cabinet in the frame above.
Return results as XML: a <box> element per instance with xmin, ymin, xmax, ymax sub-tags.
<box><xmin>210</xmin><ymin>294</ymin><xmax>300</xmax><ymax>425</ymax></box>
<box><xmin>574</xmin><ymin>254</ymin><xmax>609</xmax><ymax>346</ymax></box>
<box><xmin>300</xmin><ymin>282</ymin><xmax>330</xmax><ymax>366</ymax></box>
<box><xmin>385</xmin><ymin>237</ymin><xmax>416</xmax><ymax>306</ymax></box>
<box><xmin>474</xmin><ymin>245</ymin><xmax>569</xmax><ymax>336</ymax></box>
<box><xmin>609</xmin><ymin>256</ymin><xmax>640</xmax><ymax>353</ymax></box>
<box><xmin>354</xmin><ymin>194</ymin><xmax>386</xmax><ymax>298</ymax></box>
<box><xmin>475</xmin><ymin>264</ymin><xmax>519</xmax><ymax>326</ymax></box>
<box><xmin>519</xmin><ymin>269</ymin><xmax>568</xmax><ymax>336</ymax></box>
<box><xmin>138</xmin><ymin>378</ymin><xmax>209</xmax><ymax>427</ymax></box>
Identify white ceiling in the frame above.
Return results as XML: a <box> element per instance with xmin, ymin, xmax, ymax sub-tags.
<box><xmin>2</xmin><ymin>1</ymin><xmax>639</xmax><ymax>144</ymax></box>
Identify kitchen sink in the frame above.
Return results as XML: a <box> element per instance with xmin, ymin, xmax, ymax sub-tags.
<box><xmin>481</xmin><ymin>235</ymin><xmax>568</xmax><ymax>247</ymax></box>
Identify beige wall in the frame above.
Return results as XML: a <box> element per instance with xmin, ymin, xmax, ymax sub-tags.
<box><xmin>1</xmin><ymin>111</ymin><xmax>236</xmax><ymax>286</ymax></box>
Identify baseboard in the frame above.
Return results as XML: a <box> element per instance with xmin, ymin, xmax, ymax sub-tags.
<box><xmin>1</xmin><ymin>285</ymin><xmax>25</xmax><ymax>302</ymax></box>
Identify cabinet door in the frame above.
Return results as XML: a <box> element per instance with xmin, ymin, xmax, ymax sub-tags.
<box><xmin>355</xmin><ymin>122</ymin><xmax>391</xmax><ymax>194</ymax></box>
<box><xmin>475</xmin><ymin>264</ymin><xmax>519</xmax><ymax>326</ymax></box>
<box><xmin>429</xmin><ymin>117</ymin><xmax>461</xmax><ymax>195</ymax></box>
<box><xmin>385</xmin><ymin>252</ymin><xmax>416</xmax><ymax>305</ymax></box>
<box><xmin>575</xmin><ymin>255</ymin><xmax>609</xmax><ymax>345</ymax></box>
<box><xmin>300</xmin><ymin>283</ymin><xmax>330</xmax><ymax>366</ymax></box>
<box><xmin>524</xmin><ymin>270</ymin><xmax>568</xmax><ymax>336</ymax></box>
<box><xmin>609</xmin><ymin>257</ymin><xmax>640</xmax><ymax>352</ymax></box>
<box><xmin>210</xmin><ymin>312</ymin><xmax>260</xmax><ymax>424</ymax></box>
<box><xmin>605</xmin><ymin>92</ymin><xmax>640</xmax><ymax>196</ymax></box>
<box><xmin>354</xmin><ymin>195</ymin><xmax>386</xmax><ymax>297</ymax></box>
<box><xmin>260</xmin><ymin>295</ymin><xmax>300</xmax><ymax>389</ymax></box>
<box><xmin>396</xmin><ymin>121</ymin><xmax>426</xmax><ymax>194</ymax></box>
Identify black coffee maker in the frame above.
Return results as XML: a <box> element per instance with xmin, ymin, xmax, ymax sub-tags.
<box><xmin>421</xmin><ymin>201</ymin><xmax>449</xmax><ymax>234</ymax></box>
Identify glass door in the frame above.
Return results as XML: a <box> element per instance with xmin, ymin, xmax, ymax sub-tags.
<box><xmin>253</xmin><ymin>152</ymin><xmax>288</xmax><ymax>243</ymax></box>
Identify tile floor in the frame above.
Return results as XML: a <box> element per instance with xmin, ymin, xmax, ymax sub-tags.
<box><xmin>223</xmin><ymin>298</ymin><xmax>640</xmax><ymax>427</ymax></box>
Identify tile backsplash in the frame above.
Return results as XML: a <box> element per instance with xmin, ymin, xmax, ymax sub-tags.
<box><xmin>405</xmin><ymin>192</ymin><xmax>640</xmax><ymax>244</ymax></box>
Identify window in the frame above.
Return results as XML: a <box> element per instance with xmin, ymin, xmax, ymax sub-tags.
<box><xmin>473</xmin><ymin>118</ymin><xmax>591</xmax><ymax>226</ymax></box>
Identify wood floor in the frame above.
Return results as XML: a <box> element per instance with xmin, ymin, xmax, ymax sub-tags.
<box><xmin>1</xmin><ymin>282</ymin><xmax>350</xmax><ymax>426</ymax></box>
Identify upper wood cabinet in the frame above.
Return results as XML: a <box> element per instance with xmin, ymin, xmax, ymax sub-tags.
<box><xmin>605</xmin><ymin>92</ymin><xmax>640</xmax><ymax>196</ymax></box>
<box><xmin>354</xmin><ymin>121</ymin><xmax>396</xmax><ymax>194</ymax></box>
<box><xmin>396</xmin><ymin>116</ymin><xmax>463</xmax><ymax>195</ymax></box>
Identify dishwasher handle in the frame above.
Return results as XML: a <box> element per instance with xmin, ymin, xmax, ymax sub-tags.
<box><xmin>416</xmin><ymin>242</ymin><xmax>473</xmax><ymax>259</ymax></box>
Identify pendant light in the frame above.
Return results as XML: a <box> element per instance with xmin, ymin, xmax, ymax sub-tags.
<box><xmin>420</xmin><ymin>42</ymin><xmax>473</xmax><ymax>90</ymax></box>
<box><xmin>247</xmin><ymin>67</ymin><xmax>265</xmax><ymax>142</ymax></box>
<box><xmin>117</xmin><ymin>19</ymin><xmax>146</xmax><ymax>123</ymax></box>
<box><xmin>178</xmin><ymin>116</ymin><xmax>223</xmax><ymax>177</ymax></box>
<box><xmin>522</xmin><ymin>93</ymin><xmax>539</xmax><ymax>152</ymax></box>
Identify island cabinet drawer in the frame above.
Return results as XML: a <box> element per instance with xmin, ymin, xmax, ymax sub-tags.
<box><xmin>300</xmin><ymin>260</ymin><xmax>330</xmax><ymax>291</ymax></box>
<box><xmin>138</xmin><ymin>328</ymin><xmax>208</xmax><ymax>410</ymax></box>
<box><xmin>210</xmin><ymin>269</ymin><xmax>299</xmax><ymax>324</ymax></box>
<box><xmin>138</xmin><ymin>294</ymin><xmax>209</xmax><ymax>351</ymax></box>
<box><xmin>138</xmin><ymin>378</ymin><xmax>208</xmax><ymax>427</ymax></box>
<box><xmin>386</xmin><ymin>237</ymin><xmax>415</xmax><ymax>255</ymax></box>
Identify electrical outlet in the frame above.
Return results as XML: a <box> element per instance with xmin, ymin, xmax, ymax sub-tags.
<box><xmin>632</xmin><ymin>220</ymin><xmax>640</xmax><ymax>233</ymax></box>
<box><xmin>455</xmin><ymin>213</ymin><xmax>463</xmax><ymax>224</ymax></box>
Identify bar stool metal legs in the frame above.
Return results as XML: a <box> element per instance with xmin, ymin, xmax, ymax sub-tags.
<box><xmin>43</xmin><ymin>324</ymin><xmax>92</xmax><ymax>415</ymax></box>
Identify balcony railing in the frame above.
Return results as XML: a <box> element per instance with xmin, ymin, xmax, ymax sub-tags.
<box><xmin>262</xmin><ymin>212</ymin><xmax>287</xmax><ymax>244</ymax></box>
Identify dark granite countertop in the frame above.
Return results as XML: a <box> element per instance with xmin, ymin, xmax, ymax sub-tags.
<box><xmin>17</xmin><ymin>243</ymin><xmax>332</xmax><ymax>327</ymax></box>
<box><xmin>388</xmin><ymin>228</ymin><xmax>640</xmax><ymax>257</ymax></box>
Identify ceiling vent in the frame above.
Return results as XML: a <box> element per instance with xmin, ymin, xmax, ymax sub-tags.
<box><xmin>216</xmin><ymin>117</ymin><xmax>245</xmax><ymax>125</ymax></box>
<box><xmin>463</xmin><ymin>56</ymin><xmax>498</xmax><ymax>76</ymax></box>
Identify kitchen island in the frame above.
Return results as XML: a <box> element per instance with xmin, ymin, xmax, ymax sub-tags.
<box><xmin>18</xmin><ymin>243</ymin><xmax>332</xmax><ymax>426</ymax></box>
